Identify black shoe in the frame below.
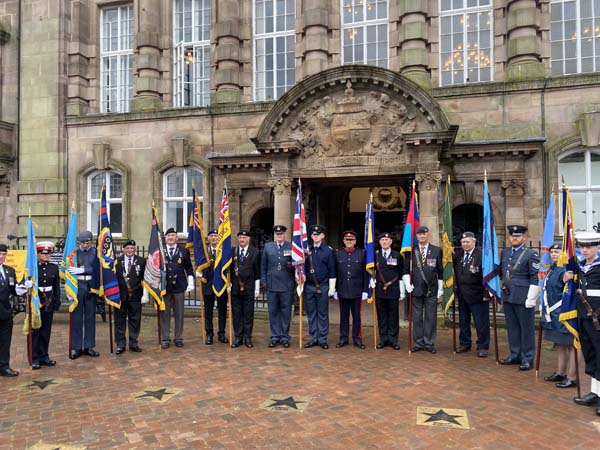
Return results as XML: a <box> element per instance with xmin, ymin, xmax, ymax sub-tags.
<box><xmin>83</xmin><ymin>348</ymin><xmax>100</xmax><ymax>357</ymax></box>
<box><xmin>519</xmin><ymin>362</ymin><xmax>532</xmax><ymax>371</ymax></box>
<box><xmin>0</xmin><ymin>368</ymin><xmax>18</xmax><ymax>377</ymax></box>
<box><xmin>174</xmin><ymin>341</ymin><xmax>184</xmax><ymax>348</ymax></box>
<box><xmin>115</xmin><ymin>347</ymin><xmax>125</xmax><ymax>355</ymax></box>
<box><xmin>426</xmin><ymin>346</ymin><xmax>437</xmax><ymax>354</ymax></box>
<box><xmin>304</xmin><ymin>341</ymin><xmax>317</xmax><ymax>348</ymax></box>
<box><xmin>40</xmin><ymin>359</ymin><xmax>56</xmax><ymax>366</ymax></box>
<box><xmin>596</xmin><ymin>407</ymin><xmax>600</xmax><ymax>416</ymax></box>
<box><xmin>161</xmin><ymin>342</ymin><xmax>170</xmax><ymax>349</ymax></box>
<box><xmin>376</xmin><ymin>343</ymin><xmax>385</xmax><ymax>349</ymax></box>
<box><xmin>456</xmin><ymin>346</ymin><xmax>471</xmax><ymax>353</ymax></box>
<box><xmin>411</xmin><ymin>346</ymin><xmax>424</xmax><ymax>352</ymax></box>
<box><xmin>544</xmin><ymin>372</ymin><xmax>566</xmax><ymax>382</ymax></box>
<box><xmin>268</xmin><ymin>340</ymin><xmax>278</xmax><ymax>348</ymax></box>
<box><xmin>31</xmin><ymin>363</ymin><xmax>41</xmax><ymax>370</ymax></box>
<box><xmin>556</xmin><ymin>379</ymin><xmax>577</xmax><ymax>388</ymax></box>
<box><xmin>574</xmin><ymin>393</ymin><xmax>599</xmax><ymax>406</ymax></box>
<box><xmin>477</xmin><ymin>350</ymin><xmax>489</xmax><ymax>358</ymax></box>
<box><xmin>320</xmin><ymin>343</ymin><xmax>329</xmax><ymax>349</ymax></box>
<box><xmin>500</xmin><ymin>357</ymin><xmax>520</xmax><ymax>365</ymax></box>
<box><xmin>354</xmin><ymin>341</ymin><xmax>366</xmax><ymax>349</ymax></box>
<box><xmin>129</xmin><ymin>346</ymin><xmax>142</xmax><ymax>352</ymax></box>
<box><xmin>245</xmin><ymin>338</ymin><xmax>253</xmax><ymax>348</ymax></box>
<box><xmin>218</xmin><ymin>335</ymin><xmax>229</xmax><ymax>344</ymax></box>
<box><xmin>70</xmin><ymin>349</ymin><xmax>83</xmax><ymax>360</ymax></box>
<box><xmin>393</xmin><ymin>344</ymin><xmax>401</xmax><ymax>350</ymax></box>
<box><xmin>336</xmin><ymin>341</ymin><xmax>349</xmax><ymax>348</ymax></box>
<box><xmin>231</xmin><ymin>339</ymin><xmax>243</xmax><ymax>348</ymax></box>
<box><xmin>205</xmin><ymin>336</ymin><xmax>214</xmax><ymax>345</ymax></box>
<box><xmin>282</xmin><ymin>342</ymin><xmax>290</xmax><ymax>348</ymax></box>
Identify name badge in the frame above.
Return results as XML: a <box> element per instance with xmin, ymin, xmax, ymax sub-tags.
<box><xmin>283</xmin><ymin>250</ymin><xmax>292</xmax><ymax>257</ymax></box>
<box><xmin>387</xmin><ymin>258</ymin><xmax>397</xmax><ymax>266</ymax></box>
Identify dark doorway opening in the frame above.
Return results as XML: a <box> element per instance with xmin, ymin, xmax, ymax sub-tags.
<box><xmin>452</xmin><ymin>203</ymin><xmax>484</xmax><ymax>244</ymax></box>
<box><xmin>250</xmin><ymin>207</ymin><xmax>274</xmax><ymax>251</ymax></box>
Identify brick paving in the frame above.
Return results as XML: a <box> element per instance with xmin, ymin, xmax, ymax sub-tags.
<box><xmin>1</xmin><ymin>302</ymin><xmax>599</xmax><ymax>450</ymax></box>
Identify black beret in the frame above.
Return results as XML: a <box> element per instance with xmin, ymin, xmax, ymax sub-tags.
<box><xmin>165</xmin><ymin>227</ymin><xmax>177</xmax><ymax>235</ymax></box>
<box><xmin>123</xmin><ymin>239</ymin><xmax>136</xmax><ymax>247</ymax></box>
<box><xmin>379</xmin><ymin>232</ymin><xmax>392</xmax><ymax>240</ymax></box>
<box><xmin>0</xmin><ymin>243</ymin><xmax>8</xmax><ymax>252</ymax></box>
<box><xmin>416</xmin><ymin>226</ymin><xmax>429</xmax><ymax>234</ymax></box>
<box><xmin>507</xmin><ymin>225</ymin><xmax>527</xmax><ymax>236</ymax></box>
<box><xmin>461</xmin><ymin>231</ymin><xmax>475</xmax><ymax>239</ymax></box>
<box><xmin>237</xmin><ymin>230</ymin><xmax>251</xmax><ymax>237</ymax></box>
<box><xmin>207</xmin><ymin>229</ymin><xmax>218</xmax><ymax>236</ymax></box>
<box><xmin>273</xmin><ymin>225</ymin><xmax>287</xmax><ymax>233</ymax></box>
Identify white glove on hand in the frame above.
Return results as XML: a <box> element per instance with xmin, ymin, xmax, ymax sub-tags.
<box><xmin>16</xmin><ymin>285</ymin><xmax>27</xmax><ymax>296</ymax></box>
<box><xmin>328</xmin><ymin>278</ymin><xmax>336</xmax><ymax>297</ymax></box>
<box><xmin>369</xmin><ymin>278</ymin><xmax>377</xmax><ymax>289</ymax></box>
<box><xmin>437</xmin><ymin>279</ymin><xmax>444</xmax><ymax>299</ymax></box>
<box><xmin>141</xmin><ymin>288</ymin><xmax>149</xmax><ymax>304</ymax></box>
<box><xmin>254</xmin><ymin>280</ymin><xmax>260</xmax><ymax>299</ymax></box>
<box><xmin>68</xmin><ymin>266</ymin><xmax>84</xmax><ymax>275</ymax></box>
<box><xmin>23</xmin><ymin>279</ymin><xmax>33</xmax><ymax>288</ymax></box>
<box><xmin>186</xmin><ymin>275</ymin><xmax>194</xmax><ymax>293</ymax></box>
<box><xmin>196</xmin><ymin>270</ymin><xmax>203</xmax><ymax>278</ymax></box>
<box><xmin>399</xmin><ymin>280</ymin><xmax>406</xmax><ymax>300</ymax></box>
<box><xmin>333</xmin><ymin>291</ymin><xmax>338</xmax><ymax>300</ymax></box>
<box><xmin>525</xmin><ymin>284</ymin><xmax>541</xmax><ymax>309</ymax></box>
<box><xmin>361</xmin><ymin>292</ymin><xmax>368</xmax><ymax>301</ymax></box>
<box><xmin>402</xmin><ymin>274</ymin><xmax>414</xmax><ymax>293</ymax></box>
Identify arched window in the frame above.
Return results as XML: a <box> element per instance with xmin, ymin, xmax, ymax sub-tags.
<box><xmin>558</xmin><ymin>148</ymin><xmax>600</xmax><ymax>231</ymax></box>
<box><xmin>87</xmin><ymin>171</ymin><xmax>123</xmax><ymax>235</ymax></box>
<box><xmin>341</xmin><ymin>0</ymin><xmax>388</xmax><ymax>67</ymax></box>
<box><xmin>163</xmin><ymin>167</ymin><xmax>203</xmax><ymax>234</ymax></box>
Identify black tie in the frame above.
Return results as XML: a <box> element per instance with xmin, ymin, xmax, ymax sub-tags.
<box><xmin>463</xmin><ymin>252</ymin><xmax>470</xmax><ymax>265</ymax></box>
<box><xmin>0</xmin><ymin>269</ymin><xmax>4</xmax><ymax>285</ymax></box>
<box><xmin>127</xmin><ymin>258</ymin><xmax>132</xmax><ymax>274</ymax></box>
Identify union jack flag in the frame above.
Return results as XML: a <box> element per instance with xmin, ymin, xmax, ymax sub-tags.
<box><xmin>292</xmin><ymin>179</ymin><xmax>308</xmax><ymax>295</ymax></box>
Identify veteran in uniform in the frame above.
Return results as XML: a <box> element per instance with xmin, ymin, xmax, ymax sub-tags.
<box><xmin>303</xmin><ymin>225</ymin><xmax>336</xmax><ymax>349</ymax></box>
<box><xmin>201</xmin><ymin>229</ymin><xmax>228</xmax><ymax>345</ymax></box>
<box><xmin>333</xmin><ymin>230</ymin><xmax>368</xmax><ymax>349</ymax></box>
<box><xmin>375</xmin><ymin>232</ymin><xmax>404</xmax><ymax>350</ymax></box>
<box><xmin>453</xmin><ymin>232</ymin><xmax>490</xmax><ymax>357</ymax></box>
<box><xmin>0</xmin><ymin>243</ymin><xmax>20</xmax><ymax>376</ymax></box>
<box><xmin>161</xmin><ymin>227</ymin><xmax>194</xmax><ymax>349</ymax></box>
<box><xmin>231</xmin><ymin>231</ymin><xmax>261</xmax><ymax>348</ymax></box>
<box><xmin>261</xmin><ymin>225</ymin><xmax>295</xmax><ymax>348</ymax></box>
<box><xmin>114</xmin><ymin>239</ymin><xmax>146</xmax><ymax>355</ymax></box>
<box><xmin>567</xmin><ymin>232</ymin><xmax>600</xmax><ymax>414</ymax></box>
<box><xmin>31</xmin><ymin>242</ymin><xmax>61</xmax><ymax>369</ymax></box>
<box><xmin>68</xmin><ymin>230</ymin><xmax>101</xmax><ymax>359</ymax></box>
<box><xmin>403</xmin><ymin>226</ymin><xmax>443</xmax><ymax>353</ymax></box>
<box><xmin>499</xmin><ymin>224</ymin><xmax>540</xmax><ymax>371</ymax></box>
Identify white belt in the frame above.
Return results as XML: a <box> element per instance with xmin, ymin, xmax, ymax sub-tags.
<box><xmin>586</xmin><ymin>289</ymin><xmax>600</xmax><ymax>297</ymax></box>
<box><xmin>39</xmin><ymin>286</ymin><xmax>53</xmax><ymax>292</ymax></box>
<box><xmin>77</xmin><ymin>275</ymin><xmax>92</xmax><ymax>281</ymax></box>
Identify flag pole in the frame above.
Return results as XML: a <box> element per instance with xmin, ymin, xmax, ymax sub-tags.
<box><xmin>27</xmin><ymin>287</ymin><xmax>33</xmax><ymax>366</ymax></box>
<box><xmin>299</xmin><ymin>281</ymin><xmax>303</xmax><ymax>349</ymax></box>
<box><xmin>108</xmin><ymin>304</ymin><xmax>114</xmax><ymax>354</ymax></box>
<box><xmin>198</xmin><ymin>282</ymin><xmax>206</xmax><ymax>344</ymax></box>
<box><xmin>492</xmin><ymin>294</ymin><xmax>499</xmax><ymax>363</ymax></box>
<box><xmin>69</xmin><ymin>310</ymin><xmax>73</xmax><ymax>358</ymax></box>
<box><xmin>452</xmin><ymin>296</ymin><xmax>457</xmax><ymax>353</ymax></box>
<box><xmin>372</xmin><ymin>289</ymin><xmax>378</xmax><ymax>349</ymax></box>
<box><xmin>227</xmin><ymin>272</ymin><xmax>233</xmax><ymax>346</ymax></box>
<box><xmin>574</xmin><ymin>346</ymin><xmax>581</xmax><ymax>398</ymax></box>
<box><xmin>408</xmin><ymin>255</ymin><xmax>413</xmax><ymax>355</ymax></box>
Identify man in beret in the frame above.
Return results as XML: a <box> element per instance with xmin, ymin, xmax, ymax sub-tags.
<box><xmin>230</xmin><ymin>231</ymin><xmax>261</xmax><ymax>348</ymax></box>
<box><xmin>261</xmin><ymin>225</ymin><xmax>295</xmax><ymax>347</ymax></box>
<box><xmin>499</xmin><ymin>224</ymin><xmax>540</xmax><ymax>371</ymax></box>
<box><xmin>161</xmin><ymin>227</ymin><xmax>194</xmax><ymax>349</ymax></box>
<box><xmin>375</xmin><ymin>232</ymin><xmax>404</xmax><ymax>349</ymax></box>
<box><xmin>333</xmin><ymin>230</ymin><xmax>368</xmax><ymax>349</ymax></box>
<box><xmin>452</xmin><ymin>232</ymin><xmax>489</xmax><ymax>357</ymax></box>
<box><xmin>68</xmin><ymin>230</ymin><xmax>101</xmax><ymax>359</ymax></box>
<box><xmin>114</xmin><ymin>240</ymin><xmax>146</xmax><ymax>355</ymax></box>
<box><xmin>31</xmin><ymin>242</ymin><xmax>61</xmax><ymax>369</ymax></box>
<box><xmin>304</xmin><ymin>225</ymin><xmax>336</xmax><ymax>349</ymax></box>
<box><xmin>200</xmin><ymin>229</ymin><xmax>228</xmax><ymax>345</ymax></box>
<box><xmin>0</xmin><ymin>243</ymin><xmax>20</xmax><ymax>376</ymax></box>
<box><xmin>403</xmin><ymin>226</ymin><xmax>443</xmax><ymax>353</ymax></box>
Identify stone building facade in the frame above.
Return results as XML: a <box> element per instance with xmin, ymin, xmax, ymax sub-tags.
<box><xmin>1</xmin><ymin>0</ymin><xmax>600</xmax><ymax>248</ymax></box>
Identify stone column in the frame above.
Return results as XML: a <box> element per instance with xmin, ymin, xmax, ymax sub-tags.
<box><xmin>131</xmin><ymin>0</ymin><xmax>163</xmax><ymax>112</ymax></box>
<box><xmin>301</xmin><ymin>0</ymin><xmax>329</xmax><ymax>79</ymax></box>
<box><xmin>505</xmin><ymin>0</ymin><xmax>544</xmax><ymax>81</ymax></box>
<box><xmin>66</xmin><ymin>0</ymin><xmax>91</xmax><ymax>116</ymax></box>
<box><xmin>502</xmin><ymin>179</ymin><xmax>527</xmax><ymax>227</ymax></box>
<box><xmin>269</xmin><ymin>177</ymin><xmax>292</xmax><ymax>240</ymax></box>
<box><xmin>397</xmin><ymin>0</ymin><xmax>431</xmax><ymax>88</ymax></box>
<box><xmin>213</xmin><ymin>0</ymin><xmax>242</xmax><ymax>104</ymax></box>
<box><xmin>415</xmin><ymin>172</ymin><xmax>442</xmax><ymax>244</ymax></box>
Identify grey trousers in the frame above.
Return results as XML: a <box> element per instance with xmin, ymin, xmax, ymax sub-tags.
<box><xmin>412</xmin><ymin>294</ymin><xmax>438</xmax><ymax>348</ymax></box>
<box><xmin>160</xmin><ymin>292</ymin><xmax>185</xmax><ymax>343</ymax></box>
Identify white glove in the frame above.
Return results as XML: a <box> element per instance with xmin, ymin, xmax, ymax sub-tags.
<box><xmin>68</xmin><ymin>266</ymin><xmax>84</xmax><ymax>275</ymax></box>
<box><xmin>141</xmin><ymin>288</ymin><xmax>149</xmax><ymax>304</ymax></box>
<box><xmin>23</xmin><ymin>279</ymin><xmax>33</xmax><ymax>288</ymax></box>
<box><xmin>437</xmin><ymin>279</ymin><xmax>443</xmax><ymax>298</ymax></box>
<box><xmin>227</xmin><ymin>285</ymin><xmax>232</xmax><ymax>293</ymax></box>
<box><xmin>186</xmin><ymin>275</ymin><xmax>194</xmax><ymax>293</ymax></box>
<box><xmin>328</xmin><ymin>278</ymin><xmax>336</xmax><ymax>297</ymax></box>
<box><xmin>369</xmin><ymin>278</ymin><xmax>376</xmax><ymax>289</ymax></box>
<box><xmin>402</xmin><ymin>274</ymin><xmax>414</xmax><ymax>293</ymax></box>
<box><xmin>361</xmin><ymin>292</ymin><xmax>368</xmax><ymax>301</ymax></box>
<box><xmin>254</xmin><ymin>280</ymin><xmax>260</xmax><ymax>299</ymax></box>
<box><xmin>399</xmin><ymin>280</ymin><xmax>406</xmax><ymax>300</ymax></box>
<box><xmin>525</xmin><ymin>284</ymin><xmax>540</xmax><ymax>309</ymax></box>
<box><xmin>16</xmin><ymin>285</ymin><xmax>27</xmax><ymax>296</ymax></box>
<box><xmin>333</xmin><ymin>291</ymin><xmax>338</xmax><ymax>300</ymax></box>
<box><xmin>196</xmin><ymin>270</ymin><xmax>203</xmax><ymax>278</ymax></box>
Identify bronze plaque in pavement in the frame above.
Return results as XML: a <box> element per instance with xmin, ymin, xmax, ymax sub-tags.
<box><xmin>260</xmin><ymin>395</ymin><xmax>311</xmax><ymax>412</ymax></box>
<box><xmin>416</xmin><ymin>406</ymin><xmax>470</xmax><ymax>430</ymax></box>
<box><xmin>27</xmin><ymin>442</ymin><xmax>85</xmax><ymax>450</ymax></box>
<box><xmin>16</xmin><ymin>378</ymin><xmax>71</xmax><ymax>393</ymax></box>
<box><xmin>131</xmin><ymin>386</ymin><xmax>182</xmax><ymax>404</ymax></box>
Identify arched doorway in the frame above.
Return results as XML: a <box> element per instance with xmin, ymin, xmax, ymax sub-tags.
<box><xmin>250</xmin><ymin>207</ymin><xmax>274</xmax><ymax>251</ymax></box>
<box><xmin>452</xmin><ymin>203</ymin><xmax>483</xmax><ymax>244</ymax></box>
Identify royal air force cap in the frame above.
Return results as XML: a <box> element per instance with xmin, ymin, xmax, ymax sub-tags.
<box><xmin>507</xmin><ymin>225</ymin><xmax>528</xmax><ymax>236</ymax></box>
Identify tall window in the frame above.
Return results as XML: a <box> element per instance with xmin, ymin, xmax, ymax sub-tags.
<box><xmin>550</xmin><ymin>0</ymin><xmax>600</xmax><ymax>76</ymax></box>
<box><xmin>100</xmin><ymin>5</ymin><xmax>134</xmax><ymax>113</ymax></box>
<box><xmin>254</xmin><ymin>0</ymin><xmax>296</xmax><ymax>101</ymax></box>
<box><xmin>559</xmin><ymin>149</ymin><xmax>600</xmax><ymax>231</ymax></box>
<box><xmin>173</xmin><ymin>0</ymin><xmax>211</xmax><ymax>107</ymax></box>
<box><xmin>439</xmin><ymin>0</ymin><xmax>493</xmax><ymax>86</ymax></box>
<box><xmin>88</xmin><ymin>171</ymin><xmax>123</xmax><ymax>235</ymax></box>
<box><xmin>163</xmin><ymin>167</ymin><xmax>203</xmax><ymax>234</ymax></box>
<box><xmin>341</xmin><ymin>0</ymin><xmax>388</xmax><ymax>67</ymax></box>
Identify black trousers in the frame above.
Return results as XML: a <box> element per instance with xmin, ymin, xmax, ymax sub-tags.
<box><xmin>32</xmin><ymin>308</ymin><xmax>54</xmax><ymax>364</ymax></box>
<box><xmin>458</xmin><ymin>300</ymin><xmax>490</xmax><ymax>351</ymax></box>
<box><xmin>580</xmin><ymin>317</ymin><xmax>600</xmax><ymax>379</ymax></box>
<box><xmin>204</xmin><ymin>294</ymin><xmax>227</xmax><ymax>337</ymax></box>
<box><xmin>114</xmin><ymin>298</ymin><xmax>142</xmax><ymax>348</ymax></box>
<box><xmin>338</xmin><ymin>297</ymin><xmax>362</xmax><ymax>343</ymax></box>
<box><xmin>232</xmin><ymin>291</ymin><xmax>255</xmax><ymax>339</ymax></box>
<box><xmin>376</xmin><ymin>297</ymin><xmax>399</xmax><ymax>345</ymax></box>
<box><xmin>0</xmin><ymin>317</ymin><xmax>13</xmax><ymax>370</ymax></box>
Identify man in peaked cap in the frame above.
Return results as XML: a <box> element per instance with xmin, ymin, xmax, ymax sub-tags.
<box><xmin>200</xmin><ymin>229</ymin><xmax>228</xmax><ymax>345</ymax></box>
<box><xmin>31</xmin><ymin>241</ymin><xmax>61</xmax><ymax>369</ymax></box>
<box><xmin>499</xmin><ymin>224</ymin><xmax>540</xmax><ymax>371</ymax></box>
<box><xmin>261</xmin><ymin>225</ymin><xmax>295</xmax><ymax>348</ymax></box>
